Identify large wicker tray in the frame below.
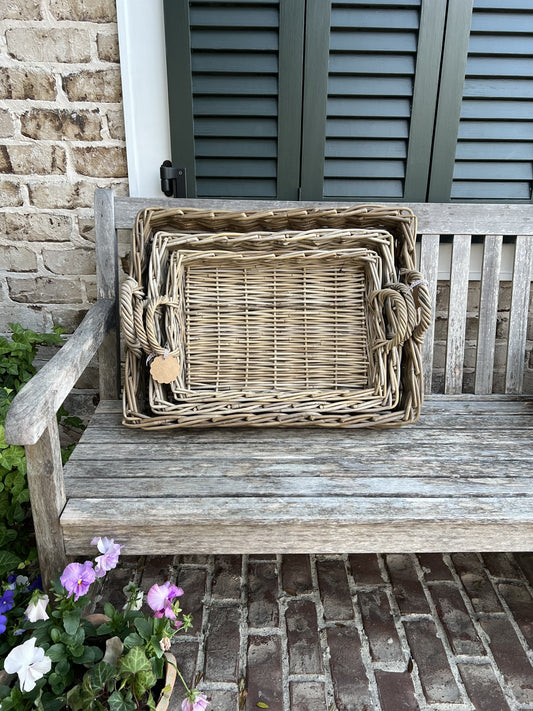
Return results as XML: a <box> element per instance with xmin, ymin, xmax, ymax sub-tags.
<box><xmin>121</xmin><ymin>206</ymin><xmax>430</xmax><ymax>429</ymax></box>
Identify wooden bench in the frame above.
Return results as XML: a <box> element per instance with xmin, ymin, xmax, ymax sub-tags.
<box><xmin>5</xmin><ymin>190</ymin><xmax>533</xmax><ymax>587</ymax></box>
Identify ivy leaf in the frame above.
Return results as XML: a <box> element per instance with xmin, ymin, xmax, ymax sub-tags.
<box><xmin>91</xmin><ymin>661</ymin><xmax>117</xmax><ymax>692</ymax></box>
<box><xmin>118</xmin><ymin>646</ymin><xmax>151</xmax><ymax>676</ymax></box>
<box><xmin>108</xmin><ymin>690</ymin><xmax>136</xmax><ymax>711</ymax></box>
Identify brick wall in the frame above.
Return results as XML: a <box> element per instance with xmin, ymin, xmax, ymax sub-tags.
<box><xmin>0</xmin><ymin>0</ymin><xmax>127</xmax><ymax>336</ymax></box>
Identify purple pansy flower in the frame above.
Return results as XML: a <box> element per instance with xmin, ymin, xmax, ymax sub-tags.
<box><xmin>60</xmin><ymin>561</ymin><xmax>96</xmax><ymax>601</ymax></box>
<box><xmin>0</xmin><ymin>613</ymin><xmax>8</xmax><ymax>635</ymax></box>
<box><xmin>147</xmin><ymin>582</ymin><xmax>183</xmax><ymax>620</ymax></box>
<box><xmin>91</xmin><ymin>536</ymin><xmax>124</xmax><ymax>578</ymax></box>
<box><xmin>0</xmin><ymin>589</ymin><xmax>15</xmax><ymax>614</ymax></box>
<box><xmin>181</xmin><ymin>691</ymin><xmax>210</xmax><ymax>711</ymax></box>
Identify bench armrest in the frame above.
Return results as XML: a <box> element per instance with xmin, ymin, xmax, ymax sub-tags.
<box><xmin>4</xmin><ymin>299</ymin><xmax>116</xmax><ymax>447</ymax></box>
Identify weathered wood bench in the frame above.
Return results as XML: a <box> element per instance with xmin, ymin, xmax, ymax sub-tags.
<box><xmin>5</xmin><ymin>190</ymin><xmax>533</xmax><ymax>587</ymax></box>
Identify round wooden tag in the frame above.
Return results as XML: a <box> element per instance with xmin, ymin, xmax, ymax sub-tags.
<box><xmin>150</xmin><ymin>354</ymin><xmax>180</xmax><ymax>384</ymax></box>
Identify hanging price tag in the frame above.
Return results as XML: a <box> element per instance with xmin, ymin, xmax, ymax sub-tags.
<box><xmin>150</xmin><ymin>354</ymin><xmax>180</xmax><ymax>384</ymax></box>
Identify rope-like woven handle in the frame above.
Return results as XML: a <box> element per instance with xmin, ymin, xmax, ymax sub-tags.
<box><xmin>144</xmin><ymin>296</ymin><xmax>181</xmax><ymax>357</ymax></box>
<box><xmin>402</xmin><ymin>269</ymin><xmax>432</xmax><ymax>342</ymax></box>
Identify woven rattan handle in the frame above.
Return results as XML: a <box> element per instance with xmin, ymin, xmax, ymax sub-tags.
<box><xmin>120</xmin><ymin>277</ymin><xmax>150</xmax><ymax>357</ymax></box>
<box><xmin>402</xmin><ymin>269</ymin><xmax>432</xmax><ymax>342</ymax></box>
<box><xmin>144</xmin><ymin>295</ymin><xmax>181</xmax><ymax>357</ymax></box>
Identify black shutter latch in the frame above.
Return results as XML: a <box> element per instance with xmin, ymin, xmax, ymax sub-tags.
<box><xmin>160</xmin><ymin>161</ymin><xmax>186</xmax><ymax>198</ymax></box>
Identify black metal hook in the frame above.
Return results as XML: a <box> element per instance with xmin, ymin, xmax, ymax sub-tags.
<box><xmin>160</xmin><ymin>161</ymin><xmax>186</xmax><ymax>198</ymax></box>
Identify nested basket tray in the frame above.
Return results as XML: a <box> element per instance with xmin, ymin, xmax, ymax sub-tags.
<box><xmin>121</xmin><ymin>206</ymin><xmax>431</xmax><ymax>429</ymax></box>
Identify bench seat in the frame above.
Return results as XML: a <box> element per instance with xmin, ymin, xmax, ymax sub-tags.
<box><xmin>61</xmin><ymin>395</ymin><xmax>533</xmax><ymax>555</ymax></box>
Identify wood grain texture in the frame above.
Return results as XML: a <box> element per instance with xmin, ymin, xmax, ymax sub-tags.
<box><xmin>113</xmin><ymin>196</ymin><xmax>533</xmax><ymax>233</ymax></box>
<box><xmin>4</xmin><ymin>300</ymin><xmax>115</xmax><ymax>446</ymax></box>
<box><xmin>475</xmin><ymin>235</ymin><xmax>502</xmax><ymax>394</ymax></box>
<box><xmin>419</xmin><ymin>233</ymin><xmax>440</xmax><ymax>393</ymax></box>
<box><xmin>26</xmin><ymin>419</ymin><xmax>67</xmax><ymax>588</ymax></box>
<box><xmin>59</xmin><ymin>397</ymin><xmax>533</xmax><ymax>554</ymax></box>
<box><xmin>506</xmin><ymin>235</ymin><xmax>533</xmax><ymax>394</ymax></box>
<box><xmin>445</xmin><ymin>234</ymin><xmax>471</xmax><ymax>394</ymax></box>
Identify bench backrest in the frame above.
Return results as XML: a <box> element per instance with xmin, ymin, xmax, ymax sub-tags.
<box><xmin>95</xmin><ymin>190</ymin><xmax>533</xmax><ymax>398</ymax></box>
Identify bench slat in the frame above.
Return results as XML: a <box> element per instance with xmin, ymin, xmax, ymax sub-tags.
<box><xmin>506</xmin><ymin>235</ymin><xmax>533</xmax><ymax>394</ymax></box>
<box><xmin>475</xmin><ymin>234</ymin><xmax>503</xmax><ymax>395</ymax></box>
<box><xmin>445</xmin><ymin>234</ymin><xmax>471</xmax><ymax>394</ymax></box>
<box><xmin>419</xmin><ymin>233</ymin><xmax>440</xmax><ymax>393</ymax></box>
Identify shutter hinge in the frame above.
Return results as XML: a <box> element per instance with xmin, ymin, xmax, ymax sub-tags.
<box><xmin>160</xmin><ymin>161</ymin><xmax>186</xmax><ymax>198</ymax></box>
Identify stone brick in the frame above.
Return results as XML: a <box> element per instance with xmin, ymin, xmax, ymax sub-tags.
<box><xmin>0</xmin><ymin>144</ymin><xmax>66</xmax><ymax>176</ymax></box>
<box><xmin>516</xmin><ymin>552</ymin><xmax>533</xmax><ymax>587</ymax></box>
<box><xmin>327</xmin><ymin>626</ymin><xmax>373</xmax><ymax>711</ymax></box>
<box><xmin>497</xmin><ymin>582</ymin><xmax>533</xmax><ymax>649</ymax></box>
<box><xmin>403</xmin><ymin>618</ymin><xmax>461</xmax><ymax>704</ymax></box>
<box><xmin>6</xmin><ymin>28</ymin><xmax>91</xmax><ymax>63</ymax></box>
<box><xmin>248</xmin><ymin>561</ymin><xmax>278</xmax><ymax>628</ymax></box>
<box><xmin>28</xmin><ymin>181</ymin><xmax>95</xmax><ymax>210</ymax></box>
<box><xmin>0</xmin><ymin>110</ymin><xmax>15</xmax><ymax>139</ymax></box>
<box><xmin>385</xmin><ymin>554</ymin><xmax>430</xmax><ymax>615</ymax></box>
<box><xmin>375</xmin><ymin>670</ymin><xmax>419</xmax><ymax>711</ymax></box>
<box><xmin>106</xmin><ymin>109</ymin><xmax>126</xmax><ymax>140</ymax></box>
<box><xmin>0</xmin><ymin>180</ymin><xmax>23</xmax><ymax>207</ymax></box>
<box><xmin>429</xmin><ymin>582</ymin><xmax>485</xmax><ymax>656</ymax></box>
<box><xmin>169</xmin><ymin>640</ymin><xmax>198</xmax><ymax>691</ymax></box>
<box><xmin>0</xmin><ymin>245</ymin><xmax>37</xmax><ymax>272</ymax></box>
<box><xmin>482</xmin><ymin>553</ymin><xmax>522</xmax><ymax>580</ymax></box>
<box><xmin>204</xmin><ymin>605</ymin><xmax>241</xmax><ymax>683</ymax></box>
<box><xmin>42</xmin><ymin>247</ymin><xmax>95</xmax><ymax>275</ymax></box>
<box><xmin>0</xmin><ymin>303</ymin><xmax>49</xmax><ymax>333</ymax></box>
<box><xmin>457</xmin><ymin>662</ymin><xmax>510</xmax><ymax>711</ymax></box>
<box><xmin>98</xmin><ymin>554</ymin><xmax>138</xmax><ymax>608</ymax></box>
<box><xmin>21</xmin><ymin>109</ymin><xmax>102</xmax><ymax>142</ymax></box>
<box><xmin>0</xmin><ymin>212</ymin><xmax>72</xmax><ymax>242</ymax></box>
<box><xmin>358</xmin><ymin>589</ymin><xmax>404</xmax><ymax>664</ymax></box>
<box><xmin>349</xmin><ymin>554</ymin><xmax>385</xmax><ymax>585</ymax></box>
<box><xmin>317</xmin><ymin>559</ymin><xmax>353</xmax><ymax>621</ymax></box>
<box><xmin>8</xmin><ymin>276</ymin><xmax>84</xmax><ymax>304</ymax></box>
<box><xmin>246</xmin><ymin>635</ymin><xmax>283</xmax><ymax>711</ymax></box>
<box><xmin>417</xmin><ymin>554</ymin><xmax>454</xmax><ymax>582</ymax></box>
<box><xmin>176</xmin><ymin>567</ymin><xmax>206</xmax><ymax>636</ymax></box>
<box><xmin>62</xmin><ymin>68</ymin><xmax>122</xmax><ymax>103</ymax></box>
<box><xmin>97</xmin><ymin>33</ymin><xmax>120</xmax><ymax>62</ymax></box>
<box><xmin>201</xmin><ymin>690</ymin><xmax>236</xmax><ymax>711</ymax></box>
<box><xmin>281</xmin><ymin>555</ymin><xmax>313</xmax><ymax>595</ymax></box>
<box><xmin>3</xmin><ymin>0</ymin><xmax>41</xmax><ymax>19</ymax></box>
<box><xmin>211</xmin><ymin>555</ymin><xmax>242</xmax><ymax>600</ymax></box>
<box><xmin>84</xmin><ymin>278</ymin><xmax>97</xmax><ymax>302</ymax></box>
<box><xmin>49</xmin><ymin>0</ymin><xmax>116</xmax><ymax>21</ymax></box>
<box><xmin>478</xmin><ymin>616</ymin><xmax>533</xmax><ymax>704</ymax></box>
<box><xmin>289</xmin><ymin>682</ymin><xmax>327</xmax><ymax>711</ymax></box>
<box><xmin>0</xmin><ymin>68</ymin><xmax>56</xmax><ymax>101</ymax></box>
<box><xmin>451</xmin><ymin>553</ymin><xmax>502</xmax><ymax>613</ymax></box>
<box><xmin>285</xmin><ymin>599</ymin><xmax>322</xmax><ymax>674</ymax></box>
<box><xmin>72</xmin><ymin>146</ymin><xmax>128</xmax><ymax>178</ymax></box>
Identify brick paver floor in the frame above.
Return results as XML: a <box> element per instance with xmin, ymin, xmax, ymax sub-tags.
<box><xmin>101</xmin><ymin>553</ymin><xmax>533</xmax><ymax>710</ymax></box>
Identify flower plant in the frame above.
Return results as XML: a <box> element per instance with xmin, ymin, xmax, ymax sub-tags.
<box><xmin>0</xmin><ymin>538</ymin><xmax>209</xmax><ymax>711</ymax></box>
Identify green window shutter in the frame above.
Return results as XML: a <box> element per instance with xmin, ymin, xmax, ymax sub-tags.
<box><xmin>164</xmin><ymin>0</ymin><xmax>304</xmax><ymax>199</ymax></box>
<box><xmin>450</xmin><ymin>0</ymin><xmax>533</xmax><ymax>201</ymax></box>
<box><xmin>301</xmin><ymin>0</ymin><xmax>447</xmax><ymax>202</ymax></box>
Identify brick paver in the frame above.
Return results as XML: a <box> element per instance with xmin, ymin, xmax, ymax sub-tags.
<box><xmin>101</xmin><ymin>553</ymin><xmax>533</xmax><ymax>709</ymax></box>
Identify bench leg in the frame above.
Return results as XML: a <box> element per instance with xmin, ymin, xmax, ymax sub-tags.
<box><xmin>25</xmin><ymin>419</ymin><xmax>67</xmax><ymax>590</ymax></box>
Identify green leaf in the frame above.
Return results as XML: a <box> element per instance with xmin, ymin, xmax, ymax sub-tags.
<box><xmin>63</xmin><ymin>609</ymin><xmax>82</xmax><ymax>635</ymax></box>
<box><xmin>257</xmin><ymin>704</ymin><xmax>270</xmax><ymax>709</ymax></box>
<box><xmin>45</xmin><ymin>643</ymin><xmax>66</xmax><ymax>663</ymax></box>
<box><xmin>123</xmin><ymin>632</ymin><xmax>144</xmax><ymax>649</ymax></box>
<box><xmin>108</xmin><ymin>690</ymin><xmax>136</xmax><ymax>711</ymax></box>
<box><xmin>133</xmin><ymin>617</ymin><xmax>153</xmax><ymax>642</ymax></box>
<box><xmin>91</xmin><ymin>661</ymin><xmax>117</xmax><ymax>692</ymax></box>
<box><xmin>0</xmin><ymin>549</ymin><xmax>21</xmax><ymax>577</ymax></box>
<box><xmin>118</xmin><ymin>646</ymin><xmax>151</xmax><ymax>676</ymax></box>
<box><xmin>67</xmin><ymin>682</ymin><xmax>95</xmax><ymax>711</ymax></box>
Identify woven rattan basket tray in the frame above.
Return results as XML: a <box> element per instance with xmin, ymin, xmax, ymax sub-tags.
<box><xmin>121</xmin><ymin>206</ymin><xmax>430</xmax><ymax>429</ymax></box>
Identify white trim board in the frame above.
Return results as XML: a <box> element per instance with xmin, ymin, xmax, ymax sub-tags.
<box><xmin>116</xmin><ymin>0</ymin><xmax>171</xmax><ymax>197</ymax></box>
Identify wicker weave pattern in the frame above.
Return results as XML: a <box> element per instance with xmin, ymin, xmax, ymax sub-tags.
<box><xmin>121</xmin><ymin>205</ymin><xmax>431</xmax><ymax>429</ymax></box>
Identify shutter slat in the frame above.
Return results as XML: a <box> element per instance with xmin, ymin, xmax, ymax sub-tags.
<box><xmin>325</xmin><ymin>139</ymin><xmax>407</xmax><ymax>159</ymax></box>
<box><xmin>327</xmin><ymin>97</ymin><xmax>411</xmax><ymax>117</ymax></box>
<box><xmin>326</xmin><ymin>118</ymin><xmax>409</xmax><ymax>139</ymax></box>
<box><xmin>324</xmin><ymin>159</ymin><xmax>405</xmax><ymax>178</ymax></box>
<box><xmin>323</xmin><ymin>179</ymin><xmax>404</xmax><ymax>198</ymax></box>
<box><xmin>451</xmin><ymin>3</ymin><xmax>533</xmax><ymax>201</ymax></box>
<box><xmin>195</xmin><ymin>138</ymin><xmax>277</xmax><ymax>158</ymax></box>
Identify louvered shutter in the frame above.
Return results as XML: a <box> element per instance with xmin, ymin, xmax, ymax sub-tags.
<box><xmin>300</xmin><ymin>0</ymin><xmax>447</xmax><ymax>202</ymax></box>
<box><xmin>164</xmin><ymin>0</ymin><xmax>304</xmax><ymax>199</ymax></box>
<box><xmin>450</xmin><ymin>0</ymin><xmax>533</xmax><ymax>201</ymax></box>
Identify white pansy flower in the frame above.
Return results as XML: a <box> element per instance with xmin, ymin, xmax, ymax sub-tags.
<box><xmin>4</xmin><ymin>637</ymin><xmax>52</xmax><ymax>692</ymax></box>
<box><xmin>24</xmin><ymin>594</ymin><xmax>49</xmax><ymax>622</ymax></box>
<box><xmin>123</xmin><ymin>581</ymin><xmax>143</xmax><ymax>611</ymax></box>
